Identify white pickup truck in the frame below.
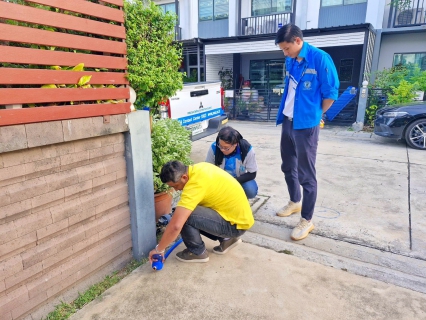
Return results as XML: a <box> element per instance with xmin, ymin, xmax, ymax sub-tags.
<box><xmin>160</xmin><ymin>82</ymin><xmax>228</xmax><ymax>140</ymax></box>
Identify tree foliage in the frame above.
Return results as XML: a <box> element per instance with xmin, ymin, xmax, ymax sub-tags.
<box><xmin>124</xmin><ymin>0</ymin><xmax>183</xmax><ymax>113</ymax></box>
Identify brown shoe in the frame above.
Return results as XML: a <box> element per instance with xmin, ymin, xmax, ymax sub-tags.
<box><xmin>213</xmin><ymin>238</ymin><xmax>242</xmax><ymax>255</ymax></box>
<box><xmin>175</xmin><ymin>248</ymin><xmax>209</xmax><ymax>263</ymax></box>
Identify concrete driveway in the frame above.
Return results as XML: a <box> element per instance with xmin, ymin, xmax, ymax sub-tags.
<box><xmin>191</xmin><ymin>121</ymin><xmax>426</xmax><ymax>292</ymax></box>
<box><xmin>71</xmin><ymin>121</ymin><xmax>426</xmax><ymax>320</ymax></box>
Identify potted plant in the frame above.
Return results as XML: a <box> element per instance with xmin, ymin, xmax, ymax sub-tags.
<box><xmin>151</xmin><ymin>117</ymin><xmax>193</xmax><ymax>220</ymax></box>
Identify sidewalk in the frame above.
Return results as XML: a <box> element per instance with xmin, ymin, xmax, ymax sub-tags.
<box><xmin>71</xmin><ymin>238</ymin><xmax>426</xmax><ymax>320</ymax></box>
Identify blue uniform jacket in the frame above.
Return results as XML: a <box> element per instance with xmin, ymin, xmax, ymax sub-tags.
<box><xmin>276</xmin><ymin>42</ymin><xmax>340</xmax><ymax>129</ymax></box>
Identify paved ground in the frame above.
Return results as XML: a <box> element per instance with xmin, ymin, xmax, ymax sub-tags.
<box><xmin>191</xmin><ymin>121</ymin><xmax>426</xmax><ymax>258</ymax></box>
<box><xmin>71</xmin><ymin>121</ymin><xmax>426</xmax><ymax>320</ymax></box>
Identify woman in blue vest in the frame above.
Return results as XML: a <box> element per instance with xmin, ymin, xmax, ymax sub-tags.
<box><xmin>206</xmin><ymin>126</ymin><xmax>258</xmax><ymax>199</ymax></box>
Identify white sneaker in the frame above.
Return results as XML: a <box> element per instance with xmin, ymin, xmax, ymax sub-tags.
<box><xmin>276</xmin><ymin>201</ymin><xmax>302</xmax><ymax>217</ymax></box>
<box><xmin>291</xmin><ymin>218</ymin><xmax>314</xmax><ymax>241</ymax></box>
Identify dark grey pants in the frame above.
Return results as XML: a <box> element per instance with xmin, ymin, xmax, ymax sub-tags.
<box><xmin>180</xmin><ymin>206</ymin><xmax>246</xmax><ymax>255</ymax></box>
<box><xmin>280</xmin><ymin>117</ymin><xmax>319</xmax><ymax>221</ymax></box>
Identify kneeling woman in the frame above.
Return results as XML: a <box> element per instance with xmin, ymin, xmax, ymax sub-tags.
<box><xmin>206</xmin><ymin>126</ymin><xmax>258</xmax><ymax>199</ymax></box>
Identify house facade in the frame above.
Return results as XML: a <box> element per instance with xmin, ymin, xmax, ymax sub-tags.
<box><xmin>154</xmin><ymin>0</ymin><xmax>426</xmax><ymax>123</ymax></box>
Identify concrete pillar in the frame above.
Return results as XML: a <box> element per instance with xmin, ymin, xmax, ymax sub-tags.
<box><xmin>356</xmin><ymin>80</ymin><xmax>369</xmax><ymax>124</ymax></box>
<box><xmin>125</xmin><ymin>110</ymin><xmax>156</xmax><ymax>261</ymax></box>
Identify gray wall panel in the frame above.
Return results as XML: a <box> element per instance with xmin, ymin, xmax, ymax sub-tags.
<box><xmin>199</xmin><ymin>19</ymin><xmax>229</xmax><ymax>38</ymax></box>
<box><xmin>319</xmin><ymin>3</ymin><xmax>367</xmax><ymax>28</ymax></box>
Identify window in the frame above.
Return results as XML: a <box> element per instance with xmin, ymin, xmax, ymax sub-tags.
<box><xmin>159</xmin><ymin>3</ymin><xmax>177</xmax><ymax>15</ymax></box>
<box><xmin>321</xmin><ymin>0</ymin><xmax>366</xmax><ymax>7</ymax></box>
<box><xmin>339</xmin><ymin>59</ymin><xmax>354</xmax><ymax>82</ymax></box>
<box><xmin>252</xmin><ymin>0</ymin><xmax>292</xmax><ymax>16</ymax></box>
<box><xmin>393</xmin><ymin>53</ymin><xmax>426</xmax><ymax>71</ymax></box>
<box><xmin>199</xmin><ymin>0</ymin><xmax>229</xmax><ymax>21</ymax></box>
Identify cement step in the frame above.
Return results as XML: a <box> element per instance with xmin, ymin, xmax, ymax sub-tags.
<box><xmin>243</xmin><ymin>221</ymin><xmax>426</xmax><ymax>294</ymax></box>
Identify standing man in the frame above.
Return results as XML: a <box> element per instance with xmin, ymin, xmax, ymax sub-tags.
<box><xmin>275</xmin><ymin>24</ymin><xmax>339</xmax><ymax>240</ymax></box>
<box><xmin>149</xmin><ymin>161</ymin><xmax>253</xmax><ymax>264</ymax></box>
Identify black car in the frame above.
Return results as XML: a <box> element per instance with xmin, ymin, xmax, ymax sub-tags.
<box><xmin>374</xmin><ymin>101</ymin><xmax>426</xmax><ymax>150</ymax></box>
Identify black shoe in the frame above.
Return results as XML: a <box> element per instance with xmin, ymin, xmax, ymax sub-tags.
<box><xmin>175</xmin><ymin>249</ymin><xmax>209</xmax><ymax>263</ymax></box>
<box><xmin>213</xmin><ymin>238</ymin><xmax>242</xmax><ymax>255</ymax></box>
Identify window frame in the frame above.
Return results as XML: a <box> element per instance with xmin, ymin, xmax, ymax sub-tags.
<box><xmin>199</xmin><ymin>0</ymin><xmax>229</xmax><ymax>22</ymax></box>
<box><xmin>251</xmin><ymin>0</ymin><xmax>293</xmax><ymax>17</ymax></box>
<box><xmin>321</xmin><ymin>0</ymin><xmax>366</xmax><ymax>7</ymax></box>
<box><xmin>158</xmin><ymin>2</ymin><xmax>178</xmax><ymax>15</ymax></box>
<box><xmin>393</xmin><ymin>52</ymin><xmax>426</xmax><ymax>71</ymax></box>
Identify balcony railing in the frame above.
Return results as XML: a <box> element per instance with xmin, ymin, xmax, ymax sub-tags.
<box><xmin>241</xmin><ymin>12</ymin><xmax>293</xmax><ymax>36</ymax></box>
<box><xmin>389</xmin><ymin>0</ymin><xmax>426</xmax><ymax>28</ymax></box>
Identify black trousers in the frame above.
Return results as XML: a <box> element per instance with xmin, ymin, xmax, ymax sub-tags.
<box><xmin>280</xmin><ymin>117</ymin><xmax>319</xmax><ymax>221</ymax></box>
<box><xmin>180</xmin><ymin>206</ymin><xmax>246</xmax><ymax>255</ymax></box>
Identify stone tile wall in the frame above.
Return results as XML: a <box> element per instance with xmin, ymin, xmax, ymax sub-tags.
<box><xmin>0</xmin><ymin>115</ymin><xmax>132</xmax><ymax>319</ymax></box>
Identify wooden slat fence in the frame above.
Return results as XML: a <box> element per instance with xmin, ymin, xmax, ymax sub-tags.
<box><xmin>0</xmin><ymin>0</ymin><xmax>130</xmax><ymax>126</ymax></box>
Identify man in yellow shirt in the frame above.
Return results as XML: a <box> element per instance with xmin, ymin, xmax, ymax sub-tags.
<box><xmin>149</xmin><ymin>161</ymin><xmax>254</xmax><ymax>263</ymax></box>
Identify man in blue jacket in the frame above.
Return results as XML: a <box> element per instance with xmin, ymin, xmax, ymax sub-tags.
<box><xmin>275</xmin><ymin>24</ymin><xmax>339</xmax><ymax>240</ymax></box>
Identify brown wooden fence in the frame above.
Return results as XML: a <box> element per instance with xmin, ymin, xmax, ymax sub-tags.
<box><xmin>0</xmin><ymin>0</ymin><xmax>130</xmax><ymax>126</ymax></box>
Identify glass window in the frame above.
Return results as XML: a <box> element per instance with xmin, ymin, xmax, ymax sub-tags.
<box><xmin>339</xmin><ymin>59</ymin><xmax>354</xmax><ymax>82</ymax></box>
<box><xmin>322</xmin><ymin>0</ymin><xmax>342</xmax><ymax>6</ymax></box>
<box><xmin>321</xmin><ymin>0</ymin><xmax>366</xmax><ymax>7</ymax></box>
<box><xmin>344</xmin><ymin>0</ymin><xmax>366</xmax><ymax>4</ymax></box>
<box><xmin>252</xmin><ymin>0</ymin><xmax>292</xmax><ymax>16</ymax></box>
<box><xmin>159</xmin><ymin>3</ymin><xmax>177</xmax><ymax>15</ymax></box>
<box><xmin>199</xmin><ymin>0</ymin><xmax>228</xmax><ymax>21</ymax></box>
<box><xmin>214</xmin><ymin>0</ymin><xmax>229</xmax><ymax>20</ymax></box>
<box><xmin>199</xmin><ymin>0</ymin><xmax>214</xmax><ymax>21</ymax></box>
<box><xmin>189</xmin><ymin>54</ymin><xmax>198</xmax><ymax>65</ymax></box>
<box><xmin>393</xmin><ymin>53</ymin><xmax>426</xmax><ymax>70</ymax></box>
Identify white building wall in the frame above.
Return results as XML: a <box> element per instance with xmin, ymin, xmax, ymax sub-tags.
<box><xmin>365</xmin><ymin>0</ymin><xmax>386</xmax><ymax>30</ymax></box>
<box><xmin>241</xmin><ymin>0</ymin><xmax>251</xmax><ymax>18</ymax></box>
<box><xmin>206</xmin><ymin>54</ymin><xmax>234</xmax><ymax>82</ymax></box>
<box><xmin>229</xmin><ymin>0</ymin><xmax>238</xmax><ymax>36</ymax></box>
<box><xmin>188</xmin><ymin>0</ymin><xmax>199</xmax><ymax>39</ymax></box>
<box><xmin>179</xmin><ymin>0</ymin><xmax>190</xmax><ymax>40</ymax></box>
<box><xmin>378</xmin><ymin>33</ymin><xmax>426</xmax><ymax>70</ymax></box>
<box><xmin>304</xmin><ymin>0</ymin><xmax>320</xmax><ymax>30</ymax></box>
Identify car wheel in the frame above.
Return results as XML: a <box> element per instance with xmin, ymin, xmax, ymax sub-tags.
<box><xmin>404</xmin><ymin>118</ymin><xmax>426</xmax><ymax>150</ymax></box>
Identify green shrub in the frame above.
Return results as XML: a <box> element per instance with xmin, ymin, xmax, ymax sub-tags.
<box><xmin>365</xmin><ymin>104</ymin><xmax>378</xmax><ymax>127</ymax></box>
<box><xmin>387</xmin><ymin>80</ymin><xmax>418</xmax><ymax>105</ymax></box>
<box><xmin>151</xmin><ymin>118</ymin><xmax>193</xmax><ymax>193</ymax></box>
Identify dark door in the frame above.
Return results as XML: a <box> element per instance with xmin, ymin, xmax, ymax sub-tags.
<box><xmin>321</xmin><ymin>45</ymin><xmax>363</xmax><ymax>90</ymax></box>
<box><xmin>321</xmin><ymin>45</ymin><xmax>363</xmax><ymax>125</ymax></box>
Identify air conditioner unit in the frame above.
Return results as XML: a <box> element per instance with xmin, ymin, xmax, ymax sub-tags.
<box><xmin>395</xmin><ymin>8</ymin><xmax>425</xmax><ymax>26</ymax></box>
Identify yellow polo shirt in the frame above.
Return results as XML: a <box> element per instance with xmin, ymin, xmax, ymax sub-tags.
<box><xmin>177</xmin><ymin>162</ymin><xmax>254</xmax><ymax>230</ymax></box>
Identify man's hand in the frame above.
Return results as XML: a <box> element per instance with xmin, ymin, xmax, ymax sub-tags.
<box><xmin>149</xmin><ymin>206</ymin><xmax>192</xmax><ymax>264</ymax></box>
<box><xmin>149</xmin><ymin>249</ymin><xmax>165</xmax><ymax>264</ymax></box>
<box><xmin>322</xmin><ymin>99</ymin><xmax>335</xmax><ymax>114</ymax></box>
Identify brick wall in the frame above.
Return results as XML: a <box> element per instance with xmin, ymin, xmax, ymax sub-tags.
<box><xmin>0</xmin><ymin>116</ymin><xmax>133</xmax><ymax>319</ymax></box>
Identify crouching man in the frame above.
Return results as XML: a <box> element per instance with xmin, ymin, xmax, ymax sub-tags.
<box><xmin>149</xmin><ymin>160</ymin><xmax>254</xmax><ymax>264</ymax></box>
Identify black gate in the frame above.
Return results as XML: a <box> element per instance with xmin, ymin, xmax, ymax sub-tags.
<box><xmin>225</xmin><ymin>87</ymin><xmax>359</xmax><ymax>126</ymax></box>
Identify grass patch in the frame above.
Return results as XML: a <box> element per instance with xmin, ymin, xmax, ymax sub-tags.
<box><xmin>44</xmin><ymin>258</ymin><xmax>147</xmax><ymax>320</ymax></box>
<box><xmin>278</xmin><ymin>249</ymin><xmax>293</xmax><ymax>255</ymax></box>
